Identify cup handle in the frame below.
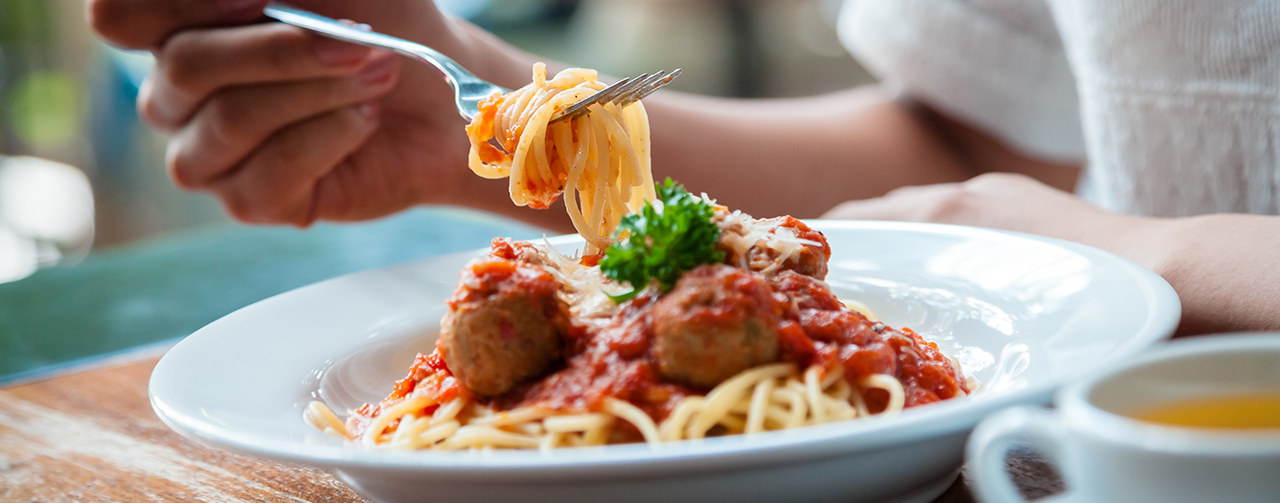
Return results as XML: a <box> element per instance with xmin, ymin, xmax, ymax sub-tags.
<box><xmin>966</xmin><ymin>407</ymin><xmax>1071</xmax><ymax>503</ymax></box>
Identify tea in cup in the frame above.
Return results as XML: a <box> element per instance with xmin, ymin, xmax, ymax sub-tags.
<box><xmin>966</xmin><ymin>334</ymin><xmax>1280</xmax><ymax>502</ymax></box>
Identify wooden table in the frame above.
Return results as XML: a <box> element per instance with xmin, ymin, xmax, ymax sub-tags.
<box><xmin>0</xmin><ymin>354</ymin><xmax>370</xmax><ymax>502</ymax></box>
<box><xmin>1</xmin><ymin>352</ymin><xmax>1019</xmax><ymax>502</ymax></box>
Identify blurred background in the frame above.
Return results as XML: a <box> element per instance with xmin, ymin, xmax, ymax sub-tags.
<box><xmin>0</xmin><ymin>0</ymin><xmax>874</xmax><ymax>285</ymax></box>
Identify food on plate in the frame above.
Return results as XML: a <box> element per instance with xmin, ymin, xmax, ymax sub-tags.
<box><xmin>305</xmin><ymin>181</ymin><xmax>971</xmax><ymax>450</ymax></box>
<box><xmin>465</xmin><ymin>63</ymin><xmax>654</xmax><ymax>252</ymax></box>
<box><xmin>306</xmin><ymin>66</ymin><xmax>967</xmax><ymax>450</ymax></box>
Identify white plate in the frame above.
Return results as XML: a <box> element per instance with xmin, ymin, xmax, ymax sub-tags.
<box><xmin>150</xmin><ymin>221</ymin><xmax>1180</xmax><ymax>503</ymax></box>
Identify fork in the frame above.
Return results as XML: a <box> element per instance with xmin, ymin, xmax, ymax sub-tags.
<box><xmin>262</xmin><ymin>2</ymin><xmax>680</xmax><ymax>123</ymax></box>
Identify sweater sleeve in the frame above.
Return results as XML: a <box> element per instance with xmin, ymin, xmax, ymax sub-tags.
<box><xmin>1046</xmin><ymin>0</ymin><xmax>1280</xmax><ymax>216</ymax></box>
<box><xmin>838</xmin><ymin>0</ymin><xmax>1084</xmax><ymax>163</ymax></box>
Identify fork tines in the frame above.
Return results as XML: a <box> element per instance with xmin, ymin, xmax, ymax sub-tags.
<box><xmin>552</xmin><ymin>68</ymin><xmax>681</xmax><ymax>122</ymax></box>
<box><xmin>620</xmin><ymin>69</ymin><xmax>682</xmax><ymax>103</ymax></box>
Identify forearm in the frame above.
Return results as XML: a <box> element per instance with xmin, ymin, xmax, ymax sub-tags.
<box><xmin>1043</xmin><ymin>209</ymin><xmax>1280</xmax><ymax>336</ymax></box>
<box><xmin>1114</xmin><ymin>214</ymin><xmax>1280</xmax><ymax>336</ymax></box>
<box><xmin>979</xmin><ymin>198</ymin><xmax>1280</xmax><ymax>336</ymax></box>
<box><xmin>643</xmin><ymin>87</ymin><xmax>975</xmax><ymax>218</ymax></box>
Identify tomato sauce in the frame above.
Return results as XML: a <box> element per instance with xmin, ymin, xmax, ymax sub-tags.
<box><xmin>348</xmin><ymin>236</ymin><xmax>969</xmax><ymax>439</ymax></box>
<box><xmin>465</xmin><ymin>95</ymin><xmax>506</xmax><ymax>164</ymax></box>
<box><xmin>774</xmin><ymin>273</ymin><xmax>968</xmax><ymax>412</ymax></box>
<box><xmin>344</xmin><ymin>352</ymin><xmax>466</xmax><ymax>436</ymax></box>
<box><xmin>496</xmin><ymin>290</ymin><xmax>695</xmax><ymax>426</ymax></box>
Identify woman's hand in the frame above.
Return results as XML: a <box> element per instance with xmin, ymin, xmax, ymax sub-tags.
<box><xmin>821</xmin><ymin>172</ymin><xmax>1118</xmax><ymax>239</ymax></box>
<box><xmin>823</xmin><ymin>173</ymin><xmax>1280</xmax><ymax>336</ymax></box>
<box><xmin>822</xmin><ymin>172</ymin><xmax>1164</xmax><ymax>277</ymax></box>
<box><xmin>88</xmin><ymin>0</ymin><xmax>527</xmax><ymax>226</ymax></box>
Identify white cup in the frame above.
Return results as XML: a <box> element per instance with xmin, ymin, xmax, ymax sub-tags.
<box><xmin>966</xmin><ymin>334</ymin><xmax>1280</xmax><ymax>503</ymax></box>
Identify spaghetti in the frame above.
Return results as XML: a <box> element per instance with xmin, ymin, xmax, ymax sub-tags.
<box><xmin>465</xmin><ymin>63</ymin><xmax>655</xmax><ymax>252</ymax></box>
<box><xmin>307</xmin><ymin>360</ymin><xmax>911</xmax><ymax>450</ymax></box>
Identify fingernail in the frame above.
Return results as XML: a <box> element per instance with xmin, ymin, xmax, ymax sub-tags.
<box><xmin>358</xmin><ymin>101</ymin><xmax>380</xmax><ymax>121</ymax></box>
<box><xmin>314</xmin><ymin>36</ymin><xmax>371</xmax><ymax>66</ymax></box>
<box><xmin>359</xmin><ymin>53</ymin><xmax>398</xmax><ymax>84</ymax></box>
<box><xmin>218</xmin><ymin>0</ymin><xmax>266</xmax><ymax>15</ymax></box>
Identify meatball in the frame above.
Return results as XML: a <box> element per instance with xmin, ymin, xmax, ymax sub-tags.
<box><xmin>715</xmin><ymin>213</ymin><xmax>831</xmax><ymax>279</ymax></box>
<box><xmin>651</xmin><ymin>264</ymin><xmax>783</xmax><ymax>389</ymax></box>
<box><xmin>488</xmin><ymin>237</ymin><xmax>551</xmax><ymax>267</ymax></box>
<box><xmin>769</xmin><ymin>270</ymin><xmax>843</xmax><ymax>311</ymax></box>
<box><xmin>438</xmin><ymin>257</ymin><xmax>567</xmax><ymax>396</ymax></box>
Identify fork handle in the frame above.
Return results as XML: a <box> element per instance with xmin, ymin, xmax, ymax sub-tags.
<box><xmin>263</xmin><ymin>2</ymin><xmax>461</xmax><ymax>81</ymax></box>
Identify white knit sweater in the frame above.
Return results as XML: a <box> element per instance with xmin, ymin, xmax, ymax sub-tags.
<box><xmin>839</xmin><ymin>0</ymin><xmax>1280</xmax><ymax>217</ymax></box>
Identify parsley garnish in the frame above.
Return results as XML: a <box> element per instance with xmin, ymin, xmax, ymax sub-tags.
<box><xmin>600</xmin><ymin>178</ymin><xmax>724</xmax><ymax>302</ymax></box>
